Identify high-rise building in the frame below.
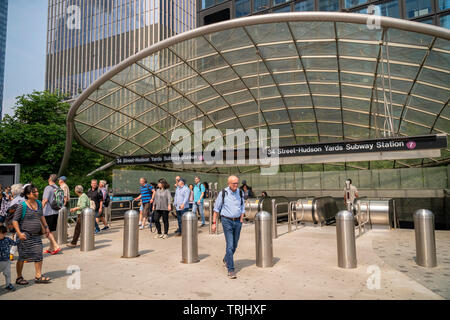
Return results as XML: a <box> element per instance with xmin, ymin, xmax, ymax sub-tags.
<box><xmin>45</xmin><ymin>0</ymin><xmax>196</xmax><ymax>98</ymax></box>
<box><xmin>0</xmin><ymin>0</ymin><xmax>8</xmax><ymax>119</ymax></box>
<box><xmin>198</xmin><ymin>0</ymin><xmax>450</xmax><ymax>28</ymax></box>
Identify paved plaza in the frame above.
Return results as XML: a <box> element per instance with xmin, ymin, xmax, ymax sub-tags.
<box><xmin>0</xmin><ymin>217</ymin><xmax>449</xmax><ymax>300</ymax></box>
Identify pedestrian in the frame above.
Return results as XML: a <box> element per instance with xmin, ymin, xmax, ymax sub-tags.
<box><xmin>188</xmin><ymin>184</ymin><xmax>194</xmax><ymax>210</ymax></box>
<box><xmin>174</xmin><ymin>176</ymin><xmax>181</xmax><ymax>190</ymax></box>
<box><xmin>261</xmin><ymin>191</ymin><xmax>268</xmax><ymax>198</ymax></box>
<box><xmin>87</xmin><ymin>179</ymin><xmax>106</xmax><ymax>233</ymax></box>
<box><xmin>12</xmin><ymin>184</ymin><xmax>52</xmax><ymax>284</ymax></box>
<box><xmin>0</xmin><ymin>185</ymin><xmax>12</xmax><ymax>226</ymax></box>
<box><xmin>343</xmin><ymin>178</ymin><xmax>359</xmax><ymax>212</ymax></box>
<box><xmin>203</xmin><ymin>182</ymin><xmax>210</xmax><ymax>199</ymax></box>
<box><xmin>42</xmin><ymin>174</ymin><xmax>62</xmax><ymax>255</ymax></box>
<box><xmin>0</xmin><ymin>225</ymin><xmax>17</xmax><ymax>291</ymax></box>
<box><xmin>193</xmin><ymin>176</ymin><xmax>206</xmax><ymax>227</ymax></box>
<box><xmin>173</xmin><ymin>178</ymin><xmax>190</xmax><ymax>236</ymax></box>
<box><xmin>4</xmin><ymin>184</ymin><xmax>24</xmax><ymax>260</ymax></box>
<box><xmin>211</xmin><ymin>176</ymin><xmax>245</xmax><ymax>279</ymax></box>
<box><xmin>240</xmin><ymin>180</ymin><xmax>254</xmax><ymax>199</ymax></box>
<box><xmin>133</xmin><ymin>178</ymin><xmax>155</xmax><ymax>230</ymax></box>
<box><xmin>67</xmin><ymin>185</ymin><xmax>90</xmax><ymax>247</ymax></box>
<box><xmin>99</xmin><ymin>180</ymin><xmax>110</xmax><ymax>230</ymax></box>
<box><xmin>152</xmin><ymin>179</ymin><xmax>172</xmax><ymax>239</ymax></box>
<box><xmin>58</xmin><ymin>176</ymin><xmax>70</xmax><ymax>209</ymax></box>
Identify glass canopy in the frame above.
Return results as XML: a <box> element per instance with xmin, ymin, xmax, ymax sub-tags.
<box><xmin>66</xmin><ymin>13</ymin><xmax>450</xmax><ymax>173</ymax></box>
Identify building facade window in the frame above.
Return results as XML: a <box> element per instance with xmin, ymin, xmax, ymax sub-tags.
<box><xmin>295</xmin><ymin>0</ymin><xmax>314</xmax><ymax>11</ymax></box>
<box><xmin>355</xmin><ymin>1</ymin><xmax>400</xmax><ymax>18</ymax></box>
<box><xmin>202</xmin><ymin>0</ymin><xmax>216</xmax><ymax>10</ymax></box>
<box><xmin>439</xmin><ymin>0</ymin><xmax>450</xmax><ymax>10</ymax></box>
<box><xmin>440</xmin><ymin>14</ymin><xmax>450</xmax><ymax>28</ymax></box>
<box><xmin>254</xmin><ymin>0</ymin><xmax>270</xmax><ymax>12</ymax></box>
<box><xmin>345</xmin><ymin>0</ymin><xmax>368</xmax><ymax>8</ymax></box>
<box><xmin>318</xmin><ymin>0</ymin><xmax>340</xmax><ymax>11</ymax></box>
<box><xmin>236</xmin><ymin>0</ymin><xmax>251</xmax><ymax>17</ymax></box>
<box><xmin>273</xmin><ymin>4</ymin><xmax>291</xmax><ymax>11</ymax></box>
<box><xmin>405</xmin><ymin>0</ymin><xmax>431</xmax><ymax>18</ymax></box>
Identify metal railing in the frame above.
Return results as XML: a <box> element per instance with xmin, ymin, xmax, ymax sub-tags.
<box><xmin>287</xmin><ymin>198</ymin><xmax>310</xmax><ymax>233</ymax></box>
<box><xmin>355</xmin><ymin>200</ymin><xmax>370</xmax><ymax>237</ymax></box>
<box><xmin>271</xmin><ymin>199</ymin><xmax>289</xmax><ymax>239</ymax></box>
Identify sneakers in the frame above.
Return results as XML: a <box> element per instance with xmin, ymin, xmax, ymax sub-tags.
<box><xmin>227</xmin><ymin>271</ymin><xmax>237</xmax><ymax>279</ymax></box>
<box><xmin>175</xmin><ymin>232</ymin><xmax>181</xmax><ymax>237</ymax></box>
<box><xmin>5</xmin><ymin>284</ymin><xmax>15</xmax><ymax>291</ymax></box>
<box><xmin>162</xmin><ymin>234</ymin><xmax>168</xmax><ymax>239</ymax></box>
<box><xmin>101</xmin><ymin>226</ymin><xmax>109</xmax><ymax>231</ymax></box>
<box><xmin>200</xmin><ymin>224</ymin><xmax>206</xmax><ymax>228</ymax></box>
<box><xmin>94</xmin><ymin>229</ymin><xmax>100</xmax><ymax>234</ymax></box>
<box><xmin>154</xmin><ymin>234</ymin><xmax>161</xmax><ymax>239</ymax></box>
<box><xmin>139</xmin><ymin>225</ymin><xmax>144</xmax><ymax>230</ymax></box>
<box><xmin>66</xmin><ymin>243</ymin><xmax>77</xmax><ymax>248</ymax></box>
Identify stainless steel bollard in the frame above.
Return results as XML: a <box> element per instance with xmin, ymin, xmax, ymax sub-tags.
<box><xmin>80</xmin><ymin>208</ymin><xmax>95</xmax><ymax>252</ymax></box>
<box><xmin>336</xmin><ymin>210</ymin><xmax>357</xmax><ymax>268</ymax></box>
<box><xmin>414</xmin><ymin>209</ymin><xmax>437</xmax><ymax>267</ymax></box>
<box><xmin>122</xmin><ymin>210</ymin><xmax>139</xmax><ymax>258</ymax></box>
<box><xmin>55</xmin><ymin>207</ymin><xmax>68</xmax><ymax>245</ymax></box>
<box><xmin>255</xmin><ymin>211</ymin><xmax>273</xmax><ymax>268</ymax></box>
<box><xmin>271</xmin><ymin>199</ymin><xmax>277</xmax><ymax>239</ymax></box>
<box><xmin>181</xmin><ymin>211</ymin><xmax>199</xmax><ymax>263</ymax></box>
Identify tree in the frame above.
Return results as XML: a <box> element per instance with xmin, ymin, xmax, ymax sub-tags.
<box><xmin>0</xmin><ymin>91</ymin><xmax>112</xmax><ymax>194</ymax></box>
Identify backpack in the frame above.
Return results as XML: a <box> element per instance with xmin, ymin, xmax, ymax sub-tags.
<box><xmin>5</xmin><ymin>200</ymin><xmax>42</xmax><ymax>229</ymax></box>
<box><xmin>218</xmin><ymin>188</ymin><xmax>244</xmax><ymax>213</ymax></box>
<box><xmin>50</xmin><ymin>185</ymin><xmax>65</xmax><ymax>211</ymax></box>
<box><xmin>103</xmin><ymin>193</ymin><xmax>110</xmax><ymax>208</ymax></box>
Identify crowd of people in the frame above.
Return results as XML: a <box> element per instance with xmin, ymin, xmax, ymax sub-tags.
<box><xmin>0</xmin><ymin>172</ymin><xmax>271</xmax><ymax>291</ymax></box>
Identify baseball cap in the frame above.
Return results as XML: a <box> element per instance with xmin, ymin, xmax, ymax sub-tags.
<box><xmin>59</xmin><ymin>176</ymin><xmax>67</xmax><ymax>182</ymax></box>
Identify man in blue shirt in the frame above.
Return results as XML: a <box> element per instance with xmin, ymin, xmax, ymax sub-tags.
<box><xmin>192</xmin><ymin>176</ymin><xmax>206</xmax><ymax>227</ymax></box>
<box><xmin>212</xmin><ymin>175</ymin><xmax>245</xmax><ymax>279</ymax></box>
<box><xmin>173</xmin><ymin>178</ymin><xmax>190</xmax><ymax>236</ymax></box>
<box><xmin>133</xmin><ymin>178</ymin><xmax>155</xmax><ymax>230</ymax></box>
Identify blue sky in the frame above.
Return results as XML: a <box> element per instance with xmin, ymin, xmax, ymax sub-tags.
<box><xmin>2</xmin><ymin>0</ymin><xmax>47</xmax><ymax>118</ymax></box>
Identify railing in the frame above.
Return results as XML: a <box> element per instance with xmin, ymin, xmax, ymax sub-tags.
<box><xmin>287</xmin><ymin>198</ymin><xmax>310</xmax><ymax>233</ymax></box>
<box><xmin>271</xmin><ymin>199</ymin><xmax>289</xmax><ymax>239</ymax></box>
<box><xmin>355</xmin><ymin>199</ymin><xmax>370</xmax><ymax>237</ymax></box>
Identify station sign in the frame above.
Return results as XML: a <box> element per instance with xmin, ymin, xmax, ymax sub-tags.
<box><xmin>115</xmin><ymin>134</ymin><xmax>447</xmax><ymax>165</ymax></box>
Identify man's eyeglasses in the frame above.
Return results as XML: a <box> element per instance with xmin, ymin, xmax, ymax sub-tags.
<box><xmin>230</xmin><ymin>182</ymin><xmax>239</xmax><ymax>185</ymax></box>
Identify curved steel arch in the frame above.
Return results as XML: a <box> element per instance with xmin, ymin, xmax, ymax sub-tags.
<box><xmin>58</xmin><ymin>12</ymin><xmax>450</xmax><ymax>175</ymax></box>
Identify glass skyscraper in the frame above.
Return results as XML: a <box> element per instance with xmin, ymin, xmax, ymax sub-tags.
<box><xmin>198</xmin><ymin>0</ymin><xmax>450</xmax><ymax>28</ymax></box>
<box><xmin>45</xmin><ymin>0</ymin><xmax>196</xmax><ymax>98</ymax></box>
<box><xmin>0</xmin><ymin>0</ymin><xmax>8</xmax><ymax>119</ymax></box>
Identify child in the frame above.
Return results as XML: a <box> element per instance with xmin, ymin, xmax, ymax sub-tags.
<box><xmin>0</xmin><ymin>225</ymin><xmax>17</xmax><ymax>291</ymax></box>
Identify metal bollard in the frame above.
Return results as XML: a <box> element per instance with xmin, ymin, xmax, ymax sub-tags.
<box><xmin>122</xmin><ymin>210</ymin><xmax>139</xmax><ymax>258</ymax></box>
<box><xmin>80</xmin><ymin>208</ymin><xmax>95</xmax><ymax>252</ymax></box>
<box><xmin>255</xmin><ymin>211</ymin><xmax>273</xmax><ymax>268</ymax></box>
<box><xmin>336</xmin><ymin>210</ymin><xmax>357</xmax><ymax>268</ymax></box>
<box><xmin>55</xmin><ymin>207</ymin><xmax>68</xmax><ymax>245</ymax></box>
<box><xmin>181</xmin><ymin>211</ymin><xmax>199</xmax><ymax>263</ymax></box>
<box><xmin>414</xmin><ymin>209</ymin><xmax>437</xmax><ymax>267</ymax></box>
<box><xmin>271</xmin><ymin>199</ymin><xmax>277</xmax><ymax>239</ymax></box>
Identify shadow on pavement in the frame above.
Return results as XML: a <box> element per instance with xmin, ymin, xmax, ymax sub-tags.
<box><xmin>0</xmin><ymin>269</ymin><xmax>69</xmax><ymax>297</ymax></box>
<box><xmin>199</xmin><ymin>254</ymin><xmax>210</xmax><ymax>261</ymax></box>
<box><xmin>139</xmin><ymin>250</ymin><xmax>153</xmax><ymax>256</ymax></box>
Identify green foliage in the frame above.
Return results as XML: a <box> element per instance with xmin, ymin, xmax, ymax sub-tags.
<box><xmin>0</xmin><ymin>91</ymin><xmax>112</xmax><ymax>196</ymax></box>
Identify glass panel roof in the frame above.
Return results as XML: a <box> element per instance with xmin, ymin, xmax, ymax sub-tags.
<box><xmin>69</xmin><ymin>13</ymin><xmax>450</xmax><ymax>170</ymax></box>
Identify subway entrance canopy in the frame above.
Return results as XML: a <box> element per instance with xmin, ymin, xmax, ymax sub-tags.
<box><xmin>60</xmin><ymin>12</ymin><xmax>450</xmax><ymax>174</ymax></box>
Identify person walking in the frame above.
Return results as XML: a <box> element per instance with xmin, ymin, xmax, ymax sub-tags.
<box><xmin>4</xmin><ymin>184</ymin><xmax>24</xmax><ymax>260</ymax></box>
<box><xmin>192</xmin><ymin>176</ymin><xmax>206</xmax><ymax>227</ymax></box>
<box><xmin>152</xmin><ymin>179</ymin><xmax>172</xmax><ymax>239</ymax></box>
<box><xmin>188</xmin><ymin>184</ymin><xmax>194</xmax><ymax>211</ymax></box>
<box><xmin>133</xmin><ymin>178</ymin><xmax>155</xmax><ymax>230</ymax></box>
<box><xmin>12</xmin><ymin>184</ymin><xmax>52</xmax><ymax>285</ymax></box>
<box><xmin>173</xmin><ymin>178</ymin><xmax>190</xmax><ymax>236</ymax></box>
<box><xmin>212</xmin><ymin>175</ymin><xmax>245</xmax><ymax>279</ymax></box>
<box><xmin>343</xmin><ymin>178</ymin><xmax>359</xmax><ymax>212</ymax></box>
<box><xmin>42</xmin><ymin>174</ymin><xmax>62</xmax><ymax>255</ymax></box>
<box><xmin>67</xmin><ymin>185</ymin><xmax>90</xmax><ymax>247</ymax></box>
<box><xmin>58</xmin><ymin>176</ymin><xmax>70</xmax><ymax>209</ymax></box>
<box><xmin>87</xmin><ymin>179</ymin><xmax>106</xmax><ymax>233</ymax></box>
<box><xmin>98</xmin><ymin>180</ymin><xmax>110</xmax><ymax>230</ymax></box>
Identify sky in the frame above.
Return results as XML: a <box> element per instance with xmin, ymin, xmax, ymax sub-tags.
<box><xmin>2</xmin><ymin>0</ymin><xmax>47</xmax><ymax>118</ymax></box>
